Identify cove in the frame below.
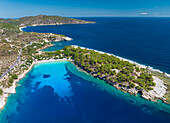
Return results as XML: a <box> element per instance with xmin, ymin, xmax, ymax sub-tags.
<box><xmin>23</xmin><ymin>17</ymin><xmax>170</xmax><ymax>74</ymax></box>
<box><xmin>0</xmin><ymin>61</ymin><xmax>169</xmax><ymax>123</ymax></box>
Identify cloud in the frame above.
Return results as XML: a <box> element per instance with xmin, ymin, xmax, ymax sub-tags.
<box><xmin>140</xmin><ymin>13</ymin><xmax>149</xmax><ymax>15</ymax></box>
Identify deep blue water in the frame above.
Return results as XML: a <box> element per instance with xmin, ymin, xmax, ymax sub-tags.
<box><xmin>0</xmin><ymin>18</ymin><xmax>170</xmax><ymax>123</ymax></box>
<box><xmin>23</xmin><ymin>17</ymin><xmax>170</xmax><ymax>74</ymax></box>
<box><xmin>0</xmin><ymin>61</ymin><xmax>170</xmax><ymax>123</ymax></box>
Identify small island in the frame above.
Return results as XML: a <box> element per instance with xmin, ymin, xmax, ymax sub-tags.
<box><xmin>0</xmin><ymin>15</ymin><xmax>169</xmax><ymax>110</ymax></box>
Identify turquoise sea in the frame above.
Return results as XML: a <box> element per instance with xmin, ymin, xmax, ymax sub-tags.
<box><xmin>0</xmin><ymin>61</ymin><xmax>169</xmax><ymax>122</ymax></box>
<box><xmin>0</xmin><ymin>17</ymin><xmax>170</xmax><ymax>122</ymax></box>
<box><xmin>23</xmin><ymin>17</ymin><xmax>170</xmax><ymax>74</ymax></box>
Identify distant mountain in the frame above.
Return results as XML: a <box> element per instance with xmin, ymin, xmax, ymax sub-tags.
<box><xmin>0</xmin><ymin>15</ymin><xmax>95</xmax><ymax>26</ymax></box>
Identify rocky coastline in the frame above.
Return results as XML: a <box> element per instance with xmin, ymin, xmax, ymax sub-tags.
<box><xmin>0</xmin><ymin>15</ymin><xmax>169</xmax><ymax>111</ymax></box>
<box><xmin>0</xmin><ymin>45</ymin><xmax>169</xmax><ymax>109</ymax></box>
<box><xmin>71</xmin><ymin>45</ymin><xmax>168</xmax><ymax>103</ymax></box>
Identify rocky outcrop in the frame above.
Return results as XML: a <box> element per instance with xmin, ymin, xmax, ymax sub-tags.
<box><xmin>142</xmin><ymin>76</ymin><xmax>167</xmax><ymax>101</ymax></box>
<box><xmin>71</xmin><ymin>45</ymin><xmax>168</xmax><ymax>102</ymax></box>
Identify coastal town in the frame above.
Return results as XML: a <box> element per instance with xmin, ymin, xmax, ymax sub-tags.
<box><xmin>0</xmin><ymin>15</ymin><xmax>169</xmax><ymax>110</ymax></box>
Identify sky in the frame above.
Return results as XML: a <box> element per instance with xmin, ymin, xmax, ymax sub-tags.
<box><xmin>0</xmin><ymin>0</ymin><xmax>170</xmax><ymax>18</ymax></box>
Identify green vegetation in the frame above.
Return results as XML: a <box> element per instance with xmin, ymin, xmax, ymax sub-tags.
<box><xmin>1</xmin><ymin>15</ymin><xmax>168</xmax><ymax>104</ymax></box>
<box><xmin>129</xmin><ymin>83</ymin><xmax>135</xmax><ymax>88</ymax></box>
<box><xmin>150</xmin><ymin>71</ymin><xmax>170</xmax><ymax>104</ymax></box>
<box><xmin>0</xmin><ymin>22</ymin><xmax>20</xmax><ymax>32</ymax></box>
<box><xmin>12</xmin><ymin>74</ymin><xmax>18</xmax><ymax>79</ymax></box>
<box><xmin>33</xmin><ymin>46</ymin><xmax>155</xmax><ymax>93</ymax></box>
<box><xmin>0</xmin><ymin>15</ymin><xmax>84</xmax><ymax>84</ymax></box>
<box><xmin>60</xmin><ymin>46</ymin><xmax>155</xmax><ymax>91</ymax></box>
<box><xmin>9</xmin><ymin>77</ymin><xmax>14</xmax><ymax>84</ymax></box>
<box><xmin>0</xmin><ymin>15</ymin><xmax>94</xmax><ymax>26</ymax></box>
<box><xmin>0</xmin><ymin>89</ymin><xmax>3</xmax><ymax>95</ymax></box>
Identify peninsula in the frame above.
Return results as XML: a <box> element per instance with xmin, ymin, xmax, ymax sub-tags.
<box><xmin>0</xmin><ymin>15</ymin><xmax>95</xmax><ymax>26</ymax></box>
<box><xmin>0</xmin><ymin>15</ymin><xmax>95</xmax><ymax>109</ymax></box>
<box><xmin>0</xmin><ymin>15</ymin><xmax>169</xmax><ymax>110</ymax></box>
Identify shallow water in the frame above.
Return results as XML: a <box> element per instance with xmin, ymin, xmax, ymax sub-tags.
<box><xmin>0</xmin><ymin>61</ymin><xmax>169</xmax><ymax>123</ymax></box>
<box><xmin>1</xmin><ymin>17</ymin><xmax>170</xmax><ymax>122</ymax></box>
<box><xmin>23</xmin><ymin>17</ymin><xmax>170</xmax><ymax>74</ymax></box>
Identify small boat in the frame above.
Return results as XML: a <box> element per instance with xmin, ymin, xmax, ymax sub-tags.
<box><xmin>59</xmin><ymin>43</ymin><xmax>62</xmax><ymax>45</ymax></box>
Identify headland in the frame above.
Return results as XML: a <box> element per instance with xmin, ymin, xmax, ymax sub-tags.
<box><xmin>0</xmin><ymin>15</ymin><xmax>169</xmax><ymax>111</ymax></box>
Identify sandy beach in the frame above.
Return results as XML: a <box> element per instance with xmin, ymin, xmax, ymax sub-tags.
<box><xmin>0</xmin><ymin>59</ymin><xmax>68</xmax><ymax>109</ymax></box>
<box><xmin>0</xmin><ymin>45</ymin><xmax>169</xmax><ymax>109</ymax></box>
<box><xmin>19</xmin><ymin>23</ymin><xmax>64</xmax><ymax>32</ymax></box>
<box><xmin>19</xmin><ymin>26</ymin><xmax>26</xmax><ymax>31</ymax></box>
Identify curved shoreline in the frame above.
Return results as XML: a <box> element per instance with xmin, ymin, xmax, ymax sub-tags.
<box><xmin>0</xmin><ymin>18</ymin><xmax>95</xmax><ymax>110</ymax></box>
<box><xmin>0</xmin><ymin>56</ymin><xmax>169</xmax><ymax>111</ymax></box>
<box><xmin>1</xmin><ymin>23</ymin><xmax>169</xmax><ymax>111</ymax></box>
<box><xmin>71</xmin><ymin>45</ymin><xmax>168</xmax><ymax>101</ymax></box>
<box><xmin>71</xmin><ymin>45</ymin><xmax>170</xmax><ymax>78</ymax></box>
<box><xmin>20</xmin><ymin>25</ymin><xmax>170</xmax><ymax>77</ymax></box>
<box><xmin>1</xmin><ymin>45</ymin><xmax>168</xmax><ymax>110</ymax></box>
<box><xmin>19</xmin><ymin>26</ymin><xmax>26</xmax><ymax>31</ymax></box>
<box><xmin>20</xmin><ymin>26</ymin><xmax>73</xmax><ymax>41</ymax></box>
<box><xmin>0</xmin><ymin>24</ymin><xmax>75</xmax><ymax>110</ymax></box>
<box><xmin>0</xmin><ymin>59</ymin><xmax>69</xmax><ymax>110</ymax></box>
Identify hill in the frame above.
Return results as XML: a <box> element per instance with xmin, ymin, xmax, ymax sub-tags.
<box><xmin>0</xmin><ymin>15</ymin><xmax>95</xmax><ymax>26</ymax></box>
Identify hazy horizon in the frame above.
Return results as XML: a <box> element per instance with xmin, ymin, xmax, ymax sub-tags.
<box><xmin>2</xmin><ymin>15</ymin><xmax>170</xmax><ymax>19</ymax></box>
<box><xmin>0</xmin><ymin>0</ymin><xmax>170</xmax><ymax>18</ymax></box>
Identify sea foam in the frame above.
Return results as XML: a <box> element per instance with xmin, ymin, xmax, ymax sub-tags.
<box><xmin>72</xmin><ymin>45</ymin><xmax>170</xmax><ymax>78</ymax></box>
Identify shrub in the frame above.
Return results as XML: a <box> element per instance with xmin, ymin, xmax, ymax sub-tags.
<box><xmin>129</xmin><ymin>83</ymin><xmax>135</xmax><ymax>88</ymax></box>
<box><xmin>9</xmin><ymin>77</ymin><xmax>14</xmax><ymax>83</ymax></box>
<box><xmin>0</xmin><ymin>89</ymin><xmax>3</xmax><ymax>95</ymax></box>
<box><xmin>135</xmin><ymin>67</ymin><xmax>140</xmax><ymax>72</ymax></box>
<box><xmin>98</xmin><ymin>72</ymin><xmax>101</xmax><ymax>75</ymax></box>
<box><xmin>123</xmin><ymin>85</ymin><xmax>127</xmax><ymax>87</ymax></box>
<box><xmin>12</xmin><ymin>74</ymin><xmax>18</xmax><ymax>79</ymax></box>
<box><xmin>136</xmin><ymin>86</ymin><xmax>142</xmax><ymax>90</ymax></box>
